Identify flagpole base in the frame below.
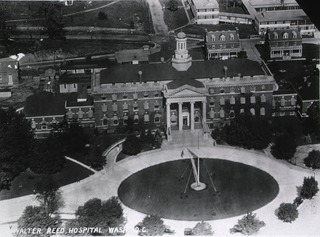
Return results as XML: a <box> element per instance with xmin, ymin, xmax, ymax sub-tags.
<box><xmin>190</xmin><ymin>182</ymin><xmax>206</xmax><ymax>191</ymax></box>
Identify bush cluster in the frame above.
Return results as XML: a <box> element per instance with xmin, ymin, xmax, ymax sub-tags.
<box><xmin>230</xmin><ymin>212</ymin><xmax>265</xmax><ymax>235</ymax></box>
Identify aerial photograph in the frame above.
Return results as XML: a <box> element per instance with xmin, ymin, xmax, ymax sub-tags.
<box><xmin>0</xmin><ymin>0</ymin><xmax>319</xmax><ymax>236</ymax></box>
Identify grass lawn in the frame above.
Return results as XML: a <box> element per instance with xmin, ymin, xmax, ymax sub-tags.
<box><xmin>118</xmin><ymin>158</ymin><xmax>279</xmax><ymax>221</ymax></box>
<box><xmin>302</xmin><ymin>44</ymin><xmax>320</xmax><ymax>61</ymax></box>
<box><xmin>0</xmin><ymin>159</ymin><xmax>94</xmax><ymax>201</ymax></box>
<box><xmin>159</xmin><ymin>0</ymin><xmax>189</xmax><ymax>30</ymax></box>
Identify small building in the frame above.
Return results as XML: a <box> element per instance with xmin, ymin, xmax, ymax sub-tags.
<box><xmin>59</xmin><ymin>73</ymin><xmax>92</xmax><ymax>94</ymax></box>
<box><xmin>24</xmin><ymin>91</ymin><xmax>66</xmax><ymax>138</ymax></box>
<box><xmin>205</xmin><ymin>29</ymin><xmax>241</xmax><ymax>60</ymax></box>
<box><xmin>187</xmin><ymin>0</ymin><xmax>220</xmax><ymax>25</ymax></box>
<box><xmin>265</xmin><ymin>28</ymin><xmax>302</xmax><ymax>59</ymax></box>
<box><xmin>0</xmin><ymin>88</ymin><xmax>12</xmax><ymax>98</ymax></box>
<box><xmin>272</xmin><ymin>89</ymin><xmax>297</xmax><ymax>117</ymax></box>
<box><xmin>0</xmin><ymin>57</ymin><xmax>19</xmax><ymax>87</ymax></box>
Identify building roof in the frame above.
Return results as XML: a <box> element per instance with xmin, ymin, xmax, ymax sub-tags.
<box><xmin>115</xmin><ymin>48</ymin><xmax>150</xmax><ymax>64</ymax></box>
<box><xmin>100</xmin><ymin>59</ymin><xmax>265</xmax><ymax>84</ymax></box>
<box><xmin>59</xmin><ymin>73</ymin><xmax>92</xmax><ymax>84</ymax></box>
<box><xmin>206</xmin><ymin>29</ymin><xmax>239</xmax><ymax>43</ymax></box>
<box><xmin>296</xmin><ymin>74</ymin><xmax>319</xmax><ymax>101</ymax></box>
<box><xmin>255</xmin><ymin>9</ymin><xmax>309</xmax><ymax>22</ymax></box>
<box><xmin>193</xmin><ymin>0</ymin><xmax>219</xmax><ymax>9</ymax></box>
<box><xmin>24</xmin><ymin>91</ymin><xmax>66</xmax><ymax>117</ymax></box>
<box><xmin>249</xmin><ymin>0</ymin><xmax>299</xmax><ymax>8</ymax></box>
<box><xmin>267</xmin><ymin>28</ymin><xmax>302</xmax><ymax>41</ymax></box>
<box><xmin>66</xmin><ymin>92</ymin><xmax>94</xmax><ymax>107</ymax></box>
<box><xmin>0</xmin><ymin>57</ymin><xmax>18</xmax><ymax>72</ymax></box>
<box><xmin>167</xmin><ymin>78</ymin><xmax>205</xmax><ymax>89</ymax></box>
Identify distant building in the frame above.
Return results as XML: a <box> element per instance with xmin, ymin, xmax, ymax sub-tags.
<box><xmin>265</xmin><ymin>28</ymin><xmax>302</xmax><ymax>59</ymax></box>
<box><xmin>242</xmin><ymin>0</ymin><xmax>316</xmax><ymax>36</ymax></box>
<box><xmin>115</xmin><ymin>47</ymin><xmax>151</xmax><ymax>64</ymax></box>
<box><xmin>0</xmin><ymin>57</ymin><xmax>19</xmax><ymax>87</ymax></box>
<box><xmin>187</xmin><ymin>0</ymin><xmax>220</xmax><ymax>25</ymax></box>
<box><xmin>59</xmin><ymin>73</ymin><xmax>92</xmax><ymax>94</ymax></box>
<box><xmin>205</xmin><ymin>29</ymin><xmax>241</xmax><ymax>60</ymax></box>
<box><xmin>272</xmin><ymin>89</ymin><xmax>297</xmax><ymax>117</ymax></box>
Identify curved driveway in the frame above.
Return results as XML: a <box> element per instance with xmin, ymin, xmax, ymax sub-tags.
<box><xmin>1</xmin><ymin>146</ymin><xmax>319</xmax><ymax>236</ymax></box>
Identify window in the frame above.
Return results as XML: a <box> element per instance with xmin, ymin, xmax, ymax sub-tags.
<box><xmin>230</xmin><ymin>87</ymin><xmax>235</xmax><ymax>93</ymax></box>
<box><xmin>273</xmin><ymin>32</ymin><xmax>278</xmax><ymax>39</ymax></box>
<box><xmin>67</xmin><ymin>110</ymin><xmax>74</xmax><ymax>119</ymax></box>
<box><xmin>171</xmin><ymin>113</ymin><xmax>177</xmax><ymax>123</ymax></box>
<box><xmin>134</xmin><ymin>114</ymin><xmax>139</xmax><ymax>124</ymax></box>
<box><xmin>290</xmin><ymin>97</ymin><xmax>296</xmax><ymax>106</ymax></box>
<box><xmin>272</xmin><ymin>99</ymin><xmax>276</xmax><ymax>108</ymax></box>
<box><xmin>240</xmin><ymin>97</ymin><xmax>246</xmax><ymax>104</ymax></box>
<box><xmin>210</xmin><ymin>35</ymin><xmax>215</xmax><ymax>41</ymax></box>
<box><xmin>123</xmin><ymin>102</ymin><xmax>128</xmax><ymax>111</ymax></box>
<box><xmin>260</xmin><ymin>94</ymin><xmax>266</xmax><ymax>103</ymax></box>
<box><xmin>154</xmin><ymin>114</ymin><xmax>161</xmax><ymax>123</ymax></box>
<box><xmin>260</xmin><ymin>107</ymin><xmax>266</xmax><ymax>116</ymax></box>
<box><xmin>112</xmin><ymin>103</ymin><xmax>118</xmax><ymax>112</ymax></box>
<box><xmin>220</xmin><ymin>97</ymin><xmax>225</xmax><ymax>106</ymax></box>
<box><xmin>230</xmin><ymin>33</ymin><xmax>234</xmax><ymax>40</ymax></box>
<box><xmin>220</xmin><ymin>88</ymin><xmax>225</xmax><ymax>94</ymax></box>
<box><xmin>133</xmin><ymin>92</ymin><xmax>138</xmax><ymax>100</ymax></box>
<box><xmin>240</xmin><ymin>108</ymin><xmax>245</xmax><ymax>114</ymax></box>
<box><xmin>240</xmin><ymin>87</ymin><xmax>245</xmax><ymax>93</ymax></box>
<box><xmin>219</xmin><ymin>109</ymin><xmax>225</xmax><ymax>118</ymax></box>
<box><xmin>154</xmin><ymin>92</ymin><xmax>160</xmax><ymax>97</ymax></box>
<box><xmin>101</xmin><ymin>95</ymin><xmax>106</xmax><ymax>100</ymax></box>
<box><xmin>112</xmin><ymin>115</ymin><xmax>119</xmax><ymax>126</ymax></box>
<box><xmin>250</xmin><ymin>86</ymin><xmax>256</xmax><ymax>92</ymax></box>
<box><xmin>154</xmin><ymin>101</ymin><xmax>160</xmax><ymax>110</ymax></box>
<box><xmin>8</xmin><ymin>74</ymin><xmax>13</xmax><ymax>85</ymax></box>
<box><xmin>209</xmin><ymin>88</ymin><xmax>215</xmax><ymax>94</ymax></box>
<box><xmin>250</xmin><ymin>108</ymin><xmax>255</xmax><ymax>116</ymax></box>
<box><xmin>250</xmin><ymin>96</ymin><xmax>256</xmax><ymax>104</ymax></box>
<box><xmin>144</xmin><ymin>113</ymin><xmax>150</xmax><ymax>123</ymax></box>
<box><xmin>209</xmin><ymin>109</ymin><xmax>215</xmax><ymax>119</ymax></box>
<box><xmin>143</xmin><ymin>92</ymin><xmax>149</xmax><ymax>98</ymax></box>
<box><xmin>112</xmin><ymin>94</ymin><xmax>117</xmax><ymax>101</ymax></box>
<box><xmin>209</xmin><ymin>98</ymin><xmax>215</xmax><ymax>107</ymax></box>
<box><xmin>283</xmin><ymin>32</ymin><xmax>289</xmax><ymax>39</ymax></box>
<box><xmin>144</xmin><ymin>101</ymin><xmax>149</xmax><ymax>110</ymax></box>
<box><xmin>133</xmin><ymin>102</ymin><xmax>139</xmax><ymax>111</ymax></box>
<box><xmin>41</xmin><ymin>122</ymin><xmax>47</xmax><ymax>130</ymax></box>
<box><xmin>280</xmin><ymin>97</ymin><xmax>286</xmax><ymax>106</ymax></box>
<box><xmin>229</xmin><ymin>110</ymin><xmax>235</xmax><ymax>118</ymax></box>
<box><xmin>230</xmin><ymin>96</ymin><xmax>235</xmax><ymax>105</ymax></box>
<box><xmin>31</xmin><ymin>120</ymin><xmax>36</xmax><ymax>129</ymax></box>
<box><xmin>261</xmin><ymin>85</ymin><xmax>266</xmax><ymax>90</ymax></box>
<box><xmin>77</xmin><ymin>110</ymin><xmax>84</xmax><ymax>119</ymax></box>
<box><xmin>88</xmin><ymin>109</ymin><xmax>93</xmax><ymax>118</ymax></box>
<box><xmin>123</xmin><ymin>114</ymin><xmax>129</xmax><ymax>125</ymax></box>
<box><xmin>103</xmin><ymin>118</ymin><xmax>108</xmax><ymax>126</ymax></box>
<box><xmin>123</xmin><ymin>94</ymin><xmax>128</xmax><ymax>100</ymax></box>
<box><xmin>220</xmin><ymin>34</ymin><xmax>226</xmax><ymax>41</ymax></box>
<box><xmin>101</xmin><ymin>104</ymin><xmax>107</xmax><ymax>113</ymax></box>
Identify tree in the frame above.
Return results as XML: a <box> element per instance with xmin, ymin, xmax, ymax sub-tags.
<box><xmin>66</xmin><ymin>197</ymin><xmax>125</xmax><ymax>235</ymax></box>
<box><xmin>138</xmin><ymin>215</ymin><xmax>166</xmax><ymax>236</ymax></box>
<box><xmin>304</xmin><ymin>150</ymin><xmax>320</xmax><ymax>169</ymax></box>
<box><xmin>168</xmin><ymin>0</ymin><xmax>178</xmax><ymax>11</ymax></box>
<box><xmin>271</xmin><ymin>133</ymin><xmax>297</xmax><ymax>161</ymax></box>
<box><xmin>17</xmin><ymin>206</ymin><xmax>62</xmax><ymax>237</ymax></box>
<box><xmin>230</xmin><ymin>212</ymin><xmax>265</xmax><ymax>235</ymax></box>
<box><xmin>0</xmin><ymin>108</ymin><xmax>34</xmax><ymax>190</ymax></box>
<box><xmin>300</xmin><ymin>176</ymin><xmax>319</xmax><ymax>199</ymax></box>
<box><xmin>34</xmin><ymin>176</ymin><xmax>64</xmax><ymax>216</ymax></box>
<box><xmin>122</xmin><ymin>135</ymin><xmax>142</xmax><ymax>155</ymax></box>
<box><xmin>43</xmin><ymin>3</ymin><xmax>66</xmax><ymax>40</ymax></box>
<box><xmin>29</xmin><ymin>137</ymin><xmax>66</xmax><ymax>174</ymax></box>
<box><xmin>224</xmin><ymin>114</ymin><xmax>272</xmax><ymax>150</ymax></box>
<box><xmin>191</xmin><ymin>221</ymin><xmax>214</xmax><ymax>236</ymax></box>
<box><xmin>304</xmin><ymin>101</ymin><xmax>320</xmax><ymax>136</ymax></box>
<box><xmin>276</xmin><ymin>203</ymin><xmax>299</xmax><ymax>223</ymax></box>
<box><xmin>98</xmin><ymin>11</ymin><xmax>107</xmax><ymax>20</ymax></box>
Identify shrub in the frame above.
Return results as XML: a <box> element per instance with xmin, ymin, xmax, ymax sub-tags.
<box><xmin>304</xmin><ymin>150</ymin><xmax>320</xmax><ymax>169</ymax></box>
<box><xmin>122</xmin><ymin>135</ymin><xmax>142</xmax><ymax>155</ymax></box>
<box><xmin>138</xmin><ymin>215</ymin><xmax>166</xmax><ymax>236</ymax></box>
<box><xmin>168</xmin><ymin>0</ymin><xmax>178</xmax><ymax>11</ymax></box>
<box><xmin>192</xmin><ymin>221</ymin><xmax>214</xmax><ymax>235</ymax></box>
<box><xmin>271</xmin><ymin>133</ymin><xmax>297</xmax><ymax>161</ymax></box>
<box><xmin>300</xmin><ymin>176</ymin><xmax>319</xmax><ymax>199</ymax></box>
<box><xmin>293</xmin><ymin>196</ymin><xmax>303</xmax><ymax>207</ymax></box>
<box><xmin>276</xmin><ymin>203</ymin><xmax>299</xmax><ymax>223</ymax></box>
<box><xmin>230</xmin><ymin>212</ymin><xmax>265</xmax><ymax>235</ymax></box>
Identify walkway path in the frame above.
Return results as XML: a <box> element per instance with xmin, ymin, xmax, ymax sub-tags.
<box><xmin>1</xmin><ymin>144</ymin><xmax>320</xmax><ymax>236</ymax></box>
<box><xmin>65</xmin><ymin>156</ymin><xmax>98</xmax><ymax>173</ymax></box>
<box><xmin>146</xmin><ymin>0</ymin><xmax>169</xmax><ymax>35</ymax></box>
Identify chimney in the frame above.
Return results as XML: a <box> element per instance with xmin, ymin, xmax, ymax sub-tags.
<box><xmin>138</xmin><ymin>71</ymin><xmax>142</xmax><ymax>83</ymax></box>
<box><xmin>224</xmin><ymin>66</ymin><xmax>228</xmax><ymax>78</ymax></box>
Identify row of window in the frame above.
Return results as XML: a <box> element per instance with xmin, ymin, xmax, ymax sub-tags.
<box><xmin>209</xmin><ymin>33</ymin><xmax>235</xmax><ymax>42</ymax></box>
<box><xmin>66</xmin><ymin>108</ymin><xmax>94</xmax><ymax>120</ymax></box>
<box><xmin>273</xmin><ymin>97</ymin><xmax>296</xmax><ymax>107</ymax></box>
<box><xmin>102</xmin><ymin>113</ymin><xmax>161</xmax><ymax>126</ymax></box>
<box><xmin>272</xmin><ymin>31</ymin><xmax>298</xmax><ymax>39</ymax></box>
<box><xmin>101</xmin><ymin>101</ymin><xmax>161</xmax><ymax>113</ymax></box>
<box><xmin>209</xmin><ymin>94</ymin><xmax>267</xmax><ymax>106</ymax></box>
<box><xmin>208</xmin><ymin>107</ymin><xmax>266</xmax><ymax>119</ymax></box>
<box><xmin>209</xmin><ymin>86</ymin><xmax>267</xmax><ymax>94</ymax></box>
<box><xmin>100</xmin><ymin>92</ymin><xmax>160</xmax><ymax>101</ymax></box>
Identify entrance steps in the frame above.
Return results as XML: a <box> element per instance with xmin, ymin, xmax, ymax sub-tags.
<box><xmin>165</xmin><ymin>129</ymin><xmax>214</xmax><ymax>148</ymax></box>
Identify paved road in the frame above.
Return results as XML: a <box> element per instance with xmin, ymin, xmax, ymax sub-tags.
<box><xmin>146</xmin><ymin>0</ymin><xmax>169</xmax><ymax>35</ymax></box>
<box><xmin>240</xmin><ymin>38</ymin><xmax>262</xmax><ymax>62</ymax></box>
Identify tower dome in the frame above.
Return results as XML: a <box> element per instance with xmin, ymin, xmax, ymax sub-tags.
<box><xmin>177</xmin><ymin>32</ymin><xmax>186</xmax><ymax>39</ymax></box>
<box><xmin>172</xmin><ymin>32</ymin><xmax>192</xmax><ymax>71</ymax></box>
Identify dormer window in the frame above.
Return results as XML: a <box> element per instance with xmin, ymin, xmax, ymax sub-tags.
<box><xmin>273</xmin><ymin>32</ymin><xmax>278</xmax><ymax>39</ymax></box>
<box><xmin>292</xmin><ymin>31</ymin><xmax>297</xmax><ymax>38</ymax></box>
<box><xmin>283</xmin><ymin>32</ymin><xmax>289</xmax><ymax>39</ymax></box>
<box><xmin>220</xmin><ymin>34</ymin><xmax>226</xmax><ymax>41</ymax></box>
<box><xmin>229</xmin><ymin>34</ymin><xmax>234</xmax><ymax>40</ymax></box>
<box><xmin>210</xmin><ymin>35</ymin><xmax>215</xmax><ymax>41</ymax></box>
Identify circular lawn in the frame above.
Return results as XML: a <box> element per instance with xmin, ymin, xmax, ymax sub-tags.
<box><xmin>118</xmin><ymin>158</ymin><xmax>279</xmax><ymax>221</ymax></box>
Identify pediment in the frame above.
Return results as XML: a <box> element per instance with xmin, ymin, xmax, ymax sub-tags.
<box><xmin>168</xmin><ymin>88</ymin><xmax>206</xmax><ymax>98</ymax></box>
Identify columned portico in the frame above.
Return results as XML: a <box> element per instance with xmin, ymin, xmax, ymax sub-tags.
<box><xmin>178</xmin><ymin>102</ymin><xmax>183</xmax><ymax>131</ymax></box>
<box><xmin>190</xmin><ymin>102</ymin><xmax>195</xmax><ymax>130</ymax></box>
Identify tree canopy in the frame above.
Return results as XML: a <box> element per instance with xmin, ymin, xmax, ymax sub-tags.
<box><xmin>224</xmin><ymin>114</ymin><xmax>272</xmax><ymax>150</ymax></box>
<box><xmin>67</xmin><ymin>197</ymin><xmax>125</xmax><ymax>235</ymax></box>
<box><xmin>122</xmin><ymin>135</ymin><xmax>142</xmax><ymax>155</ymax></box>
<box><xmin>191</xmin><ymin>221</ymin><xmax>214</xmax><ymax>236</ymax></box>
<box><xmin>304</xmin><ymin>150</ymin><xmax>320</xmax><ymax>169</ymax></box>
<box><xmin>0</xmin><ymin>108</ymin><xmax>34</xmax><ymax>190</ymax></box>
<box><xmin>138</xmin><ymin>215</ymin><xmax>166</xmax><ymax>236</ymax></box>
<box><xmin>271</xmin><ymin>133</ymin><xmax>297</xmax><ymax>161</ymax></box>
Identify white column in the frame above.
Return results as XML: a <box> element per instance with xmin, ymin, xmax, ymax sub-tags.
<box><xmin>190</xmin><ymin>101</ymin><xmax>194</xmax><ymax>130</ymax></box>
<box><xmin>202</xmin><ymin>101</ymin><xmax>206</xmax><ymax>123</ymax></box>
<box><xmin>178</xmin><ymin>102</ymin><xmax>183</xmax><ymax>131</ymax></box>
<box><xmin>166</xmin><ymin>102</ymin><xmax>171</xmax><ymax>131</ymax></box>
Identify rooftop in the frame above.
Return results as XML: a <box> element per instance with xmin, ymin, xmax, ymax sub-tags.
<box><xmin>59</xmin><ymin>73</ymin><xmax>92</xmax><ymax>84</ymax></box>
<box><xmin>255</xmin><ymin>9</ymin><xmax>309</xmax><ymax>22</ymax></box>
<box><xmin>100</xmin><ymin>59</ymin><xmax>265</xmax><ymax>85</ymax></box>
<box><xmin>115</xmin><ymin>48</ymin><xmax>150</xmax><ymax>64</ymax></box>
<box><xmin>194</xmin><ymin>0</ymin><xmax>219</xmax><ymax>9</ymax></box>
<box><xmin>249</xmin><ymin>0</ymin><xmax>299</xmax><ymax>8</ymax></box>
<box><xmin>24</xmin><ymin>91</ymin><xmax>66</xmax><ymax>117</ymax></box>
<box><xmin>267</xmin><ymin>28</ymin><xmax>302</xmax><ymax>41</ymax></box>
<box><xmin>206</xmin><ymin>29</ymin><xmax>239</xmax><ymax>43</ymax></box>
